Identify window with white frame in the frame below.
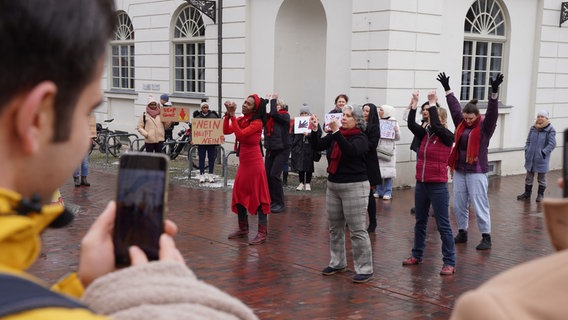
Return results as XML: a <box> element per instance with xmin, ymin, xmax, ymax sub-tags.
<box><xmin>110</xmin><ymin>12</ymin><xmax>135</xmax><ymax>90</ymax></box>
<box><xmin>460</xmin><ymin>0</ymin><xmax>506</xmax><ymax>101</ymax></box>
<box><xmin>173</xmin><ymin>6</ymin><xmax>205</xmax><ymax>94</ymax></box>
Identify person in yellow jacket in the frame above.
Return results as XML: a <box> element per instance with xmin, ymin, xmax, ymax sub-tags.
<box><xmin>0</xmin><ymin>1</ymin><xmax>257</xmax><ymax>319</ymax></box>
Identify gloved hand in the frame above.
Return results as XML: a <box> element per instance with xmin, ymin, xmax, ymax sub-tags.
<box><xmin>436</xmin><ymin>72</ymin><xmax>451</xmax><ymax>91</ymax></box>
<box><xmin>490</xmin><ymin>73</ymin><xmax>504</xmax><ymax>93</ymax></box>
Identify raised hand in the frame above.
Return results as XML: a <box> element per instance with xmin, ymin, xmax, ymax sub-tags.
<box><xmin>427</xmin><ymin>90</ymin><xmax>437</xmax><ymax>105</ymax></box>
<box><xmin>436</xmin><ymin>72</ymin><xmax>451</xmax><ymax>91</ymax></box>
<box><xmin>410</xmin><ymin>90</ymin><xmax>419</xmax><ymax>110</ymax></box>
<box><xmin>490</xmin><ymin>73</ymin><xmax>504</xmax><ymax>93</ymax></box>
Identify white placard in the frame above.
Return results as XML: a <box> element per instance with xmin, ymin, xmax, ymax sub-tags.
<box><xmin>294</xmin><ymin>116</ymin><xmax>311</xmax><ymax>134</ymax></box>
<box><xmin>324</xmin><ymin>113</ymin><xmax>342</xmax><ymax>132</ymax></box>
<box><xmin>379</xmin><ymin>119</ymin><xmax>397</xmax><ymax>139</ymax></box>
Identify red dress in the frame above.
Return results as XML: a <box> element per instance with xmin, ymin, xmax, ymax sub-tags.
<box><xmin>223</xmin><ymin>114</ymin><xmax>271</xmax><ymax>215</ymax></box>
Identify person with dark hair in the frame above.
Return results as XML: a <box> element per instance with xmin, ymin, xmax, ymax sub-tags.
<box><xmin>361</xmin><ymin>103</ymin><xmax>381</xmax><ymax>233</ymax></box>
<box><xmin>310</xmin><ymin>105</ymin><xmax>374</xmax><ymax>284</ymax></box>
<box><xmin>0</xmin><ymin>1</ymin><xmax>258</xmax><ymax>318</ymax></box>
<box><xmin>516</xmin><ymin>109</ymin><xmax>556</xmax><ymax>202</ymax></box>
<box><xmin>291</xmin><ymin>104</ymin><xmax>317</xmax><ymax>191</ymax></box>
<box><xmin>264</xmin><ymin>93</ymin><xmax>291</xmax><ymax>213</ymax></box>
<box><xmin>402</xmin><ymin>90</ymin><xmax>456</xmax><ymax>275</ymax></box>
<box><xmin>437</xmin><ymin>72</ymin><xmax>504</xmax><ymax>251</ymax></box>
<box><xmin>137</xmin><ymin>95</ymin><xmax>171</xmax><ymax>153</ymax></box>
<box><xmin>329</xmin><ymin>94</ymin><xmax>349</xmax><ymax>114</ymax></box>
<box><xmin>194</xmin><ymin>101</ymin><xmax>220</xmax><ymax>183</ymax></box>
<box><xmin>224</xmin><ymin>95</ymin><xmax>271</xmax><ymax>245</ymax></box>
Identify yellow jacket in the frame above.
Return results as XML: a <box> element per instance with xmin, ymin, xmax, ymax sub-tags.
<box><xmin>0</xmin><ymin>188</ymin><xmax>107</xmax><ymax>319</ymax></box>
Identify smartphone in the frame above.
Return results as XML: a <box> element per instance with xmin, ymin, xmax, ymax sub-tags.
<box><xmin>564</xmin><ymin>129</ymin><xmax>568</xmax><ymax>197</ymax></box>
<box><xmin>113</xmin><ymin>152</ymin><xmax>169</xmax><ymax>266</ymax></box>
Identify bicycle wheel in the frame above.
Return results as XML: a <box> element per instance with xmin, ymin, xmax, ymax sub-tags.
<box><xmin>107</xmin><ymin>136</ymin><xmax>122</xmax><ymax>157</ymax></box>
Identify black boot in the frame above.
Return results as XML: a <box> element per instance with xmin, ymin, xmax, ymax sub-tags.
<box><xmin>81</xmin><ymin>176</ymin><xmax>91</xmax><ymax>187</ymax></box>
<box><xmin>454</xmin><ymin>229</ymin><xmax>468</xmax><ymax>244</ymax></box>
<box><xmin>476</xmin><ymin>233</ymin><xmax>492</xmax><ymax>250</ymax></box>
<box><xmin>536</xmin><ymin>185</ymin><xmax>546</xmax><ymax>202</ymax></box>
<box><xmin>73</xmin><ymin>176</ymin><xmax>81</xmax><ymax>187</ymax></box>
<box><xmin>516</xmin><ymin>184</ymin><xmax>532</xmax><ymax>200</ymax></box>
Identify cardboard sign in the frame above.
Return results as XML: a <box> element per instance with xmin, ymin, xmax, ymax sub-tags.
<box><xmin>379</xmin><ymin>119</ymin><xmax>397</xmax><ymax>140</ymax></box>
<box><xmin>324</xmin><ymin>113</ymin><xmax>342</xmax><ymax>132</ymax></box>
<box><xmin>161</xmin><ymin>106</ymin><xmax>191</xmax><ymax>122</ymax></box>
<box><xmin>294</xmin><ymin>116</ymin><xmax>312</xmax><ymax>134</ymax></box>
<box><xmin>191</xmin><ymin>118</ymin><xmax>224</xmax><ymax>145</ymax></box>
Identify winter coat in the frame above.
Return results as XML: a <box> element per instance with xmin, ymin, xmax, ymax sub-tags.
<box><xmin>446</xmin><ymin>92</ymin><xmax>498</xmax><ymax>173</ymax></box>
<box><xmin>407</xmin><ymin>107</ymin><xmax>454</xmax><ymax>183</ymax></box>
<box><xmin>524</xmin><ymin>123</ymin><xmax>556</xmax><ymax>173</ymax></box>
<box><xmin>137</xmin><ymin>113</ymin><xmax>168</xmax><ymax>143</ymax></box>
<box><xmin>263</xmin><ymin>99</ymin><xmax>291</xmax><ymax>151</ymax></box>
<box><xmin>291</xmin><ymin>132</ymin><xmax>315</xmax><ymax>173</ymax></box>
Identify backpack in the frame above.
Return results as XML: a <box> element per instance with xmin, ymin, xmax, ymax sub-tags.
<box><xmin>0</xmin><ymin>274</ymin><xmax>89</xmax><ymax>317</ymax></box>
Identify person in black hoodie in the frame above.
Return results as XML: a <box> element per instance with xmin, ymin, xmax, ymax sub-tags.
<box><xmin>264</xmin><ymin>93</ymin><xmax>291</xmax><ymax>213</ymax></box>
<box><xmin>362</xmin><ymin>103</ymin><xmax>381</xmax><ymax>233</ymax></box>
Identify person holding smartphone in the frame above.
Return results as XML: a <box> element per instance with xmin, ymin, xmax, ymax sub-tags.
<box><xmin>0</xmin><ymin>1</ymin><xmax>258</xmax><ymax>319</ymax></box>
<box><xmin>224</xmin><ymin>95</ymin><xmax>271</xmax><ymax>245</ymax></box>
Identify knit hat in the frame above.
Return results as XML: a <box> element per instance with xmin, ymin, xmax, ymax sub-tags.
<box><xmin>200</xmin><ymin>102</ymin><xmax>209</xmax><ymax>108</ymax></box>
<box><xmin>160</xmin><ymin>94</ymin><xmax>169</xmax><ymax>102</ymax></box>
<box><xmin>537</xmin><ymin>110</ymin><xmax>550</xmax><ymax>119</ymax></box>
<box><xmin>299</xmin><ymin>104</ymin><xmax>311</xmax><ymax>115</ymax></box>
<box><xmin>147</xmin><ymin>95</ymin><xmax>158</xmax><ymax>106</ymax></box>
<box><xmin>380</xmin><ymin>104</ymin><xmax>395</xmax><ymax>119</ymax></box>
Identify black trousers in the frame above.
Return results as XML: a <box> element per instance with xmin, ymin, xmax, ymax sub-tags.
<box><xmin>265</xmin><ymin>147</ymin><xmax>290</xmax><ymax>208</ymax></box>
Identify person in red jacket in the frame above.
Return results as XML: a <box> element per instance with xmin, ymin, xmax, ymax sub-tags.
<box><xmin>402</xmin><ymin>90</ymin><xmax>456</xmax><ymax>275</ymax></box>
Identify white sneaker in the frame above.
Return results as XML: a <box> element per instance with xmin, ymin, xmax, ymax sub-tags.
<box><xmin>207</xmin><ymin>173</ymin><xmax>215</xmax><ymax>183</ymax></box>
<box><xmin>199</xmin><ymin>174</ymin><xmax>205</xmax><ymax>183</ymax></box>
<box><xmin>296</xmin><ymin>183</ymin><xmax>305</xmax><ymax>191</ymax></box>
<box><xmin>305</xmin><ymin>183</ymin><xmax>311</xmax><ymax>191</ymax></box>
<box><xmin>383</xmin><ymin>195</ymin><xmax>392</xmax><ymax>200</ymax></box>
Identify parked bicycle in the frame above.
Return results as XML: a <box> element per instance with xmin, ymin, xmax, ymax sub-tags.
<box><xmin>90</xmin><ymin>119</ymin><xmax>123</xmax><ymax>157</ymax></box>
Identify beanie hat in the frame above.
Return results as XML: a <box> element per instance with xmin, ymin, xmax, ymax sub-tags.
<box><xmin>537</xmin><ymin>110</ymin><xmax>550</xmax><ymax>119</ymax></box>
<box><xmin>299</xmin><ymin>104</ymin><xmax>311</xmax><ymax>115</ymax></box>
<box><xmin>200</xmin><ymin>102</ymin><xmax>209</xmax><ymax>108</ymax></box>
<box><xmin>147</xmin><ymin>95</ymin><xmax>158</xmax><ymax>106</ymax></box>
<box><xmin>380</xmin><ymin>105</ymin><xmax>395</xmax><ymax>119</ymax></box>
<box><xmin>160</xmin><ymin>94</ymin><xmax>169</xmax><ymax>102</ymax></box>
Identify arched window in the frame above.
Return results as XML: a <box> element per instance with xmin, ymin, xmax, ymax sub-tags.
<box><xmin>460</xmin><ymin>0</ymin><xmax>506</xmax><ymax>101</ymax></box>
<box><xmin>173</xmin><ymin>5</ymin><xmax>205</xmax><ymax>94</ymax></box>
<box><xmin>110</xmin><ymin>12</ymin><xmax>135</xmax><ymax>90</ymax></box>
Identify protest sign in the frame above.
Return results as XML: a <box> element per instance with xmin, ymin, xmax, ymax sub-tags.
<box><xmin>379</xmin><ymin>119</ymin><xmax>397</xmax><ymax>139</ymax></box>
<box><xmin>191</xmin><ymin>118</ymin><xmax>224</xmax><ymax>145</ymax></box>
<box><xmin>161</xmin><ymin>106</ymin><xmax>190</xmax><ymax>122</ymax></box>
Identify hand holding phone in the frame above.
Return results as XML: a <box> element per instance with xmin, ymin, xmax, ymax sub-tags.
<box><xmin>113</xmin><ymin>152</ymin><xmax>169</xmax><ymax>266</ymax></box>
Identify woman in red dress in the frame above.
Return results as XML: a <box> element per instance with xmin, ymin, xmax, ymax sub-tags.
<box><xmin>224</xmin><ymin>94</ymin><xmax>271</xmax><ymax>245</ymax></box>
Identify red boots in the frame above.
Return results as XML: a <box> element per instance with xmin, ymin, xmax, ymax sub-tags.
<box><xmin>227</xmin><ymin>220</ymin><xmax>248</xmax><ymax>239</ymax></box>
<box><xmin>249</xmin><ymin>224</ymin><xmax>267</xmax><ymax>245</ymax></box>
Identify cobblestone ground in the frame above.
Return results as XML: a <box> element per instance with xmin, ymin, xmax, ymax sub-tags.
<box><xmin>29</xmin><ymin>151</ymin><xmax>561</xmax><ymax>319</ymax></box>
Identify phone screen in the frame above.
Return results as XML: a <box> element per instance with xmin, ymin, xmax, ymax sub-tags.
<box><xmin>113</xmin><ymin>153</ymin><xmax>168</xmax><ymax>266</ymax></box>
<box><xmin>564</xmin><ymin>129</ymin><xmax>568</xmax><ymax>197</ymax></box>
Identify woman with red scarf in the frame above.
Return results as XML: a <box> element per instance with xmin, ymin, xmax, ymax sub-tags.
<box><xmin>224</xmin><ymin>95</ymin><xmax>271</xmax><ymax>245</ymax></box>
<box><xmin>309</xmin><ymin>105</ymin><xmax>373</xmax><ymax>283</ymax></box>
<box><xmin>437</xmin><ymin>72</ymin><xmax>504</xmax><ymax>251</ymax></box>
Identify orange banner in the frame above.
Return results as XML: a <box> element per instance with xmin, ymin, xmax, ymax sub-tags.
<box><xmin>161</xmin><ymin>106</ymin><xmax>191</xmax><ymax>122</ymax></box>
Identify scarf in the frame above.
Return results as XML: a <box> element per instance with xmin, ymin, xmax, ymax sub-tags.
<box><xmin>146</xmin><ymin>105</ymin><xmax>160</xmax><ymax>118</ymax></box>
<box><xmin>534</xmin><ymin>119</ymin><xmax>550</xmax><ymax>130</ymax></box>
<box><xmin>265</xmin><ymin>110</ymin><xmax>289</xmax><ymax>136</ymax></box>
<box><xmin>449</xmin><ymin>116</ymin><xmax>481</xmax><ymax>170</ymax></box>
<box><xmin>327</xmin><ymin>127</ymin><xmax>362</xmax><ymax>174</ymax></box>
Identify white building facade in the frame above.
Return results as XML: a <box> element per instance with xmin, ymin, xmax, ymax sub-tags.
<box><xmin>102</xmin><ymin>0</ymin><xmax>568</xmax><ymax>187</ymax></box>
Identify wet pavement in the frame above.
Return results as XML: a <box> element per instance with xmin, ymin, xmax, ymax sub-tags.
<box><xmin>30</xmin><ymin>168</ymin><xmax>562</xmax><ymax>319</ymax></box>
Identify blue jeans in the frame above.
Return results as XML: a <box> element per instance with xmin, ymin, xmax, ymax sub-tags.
<box><xmin>73</xmin><ymin>155</ymin><xmax>89</xmax><ymax>177</ymax></box>
<box><xmin>198</xmin><ymin>145</ymin><xmax>217</xmax><ymax>174</ymax></box>
<box><xmin>411</xmin><ymin>182</ymin><xmax>455</xmax><ymax>267</ymax></box>
<box><xmin>376</xmin><ymin>178</ymin><xmax>393</xmax><ymax>197</ymax></box>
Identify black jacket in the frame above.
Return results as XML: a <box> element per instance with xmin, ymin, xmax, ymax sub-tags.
<box><xmin>263</xmin><ymin>99</ymin><xmax>291</xmax><ymax>151</ymax></box>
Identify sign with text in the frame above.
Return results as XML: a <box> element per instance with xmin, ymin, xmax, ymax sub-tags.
<box><xmin>161</xmin><ymin>106</ymin><xmax>190</xmax><ymax>122</ymax></box>
<box><xmin>294</xmin><ymin>116</ymin><xmax>312</xmax><ymax>134</ymax></box>
<box><xmin>324</xmin><ymin>113</ymin><xmax>342</xmax><ymax>132</ymax></box>
<box><xmin>191</xmin><ymin>118</ymin><xmax>224</xmax><ymax>145</ymax></box>
<box><xmin>379</xmin><ymin>119</ymin><xmax>397</xmax><ymax>140</ymax></box>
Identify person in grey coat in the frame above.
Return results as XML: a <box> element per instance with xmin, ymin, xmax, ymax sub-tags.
<box><xmin>517</xmin><ymin>110</ymin><xmax>556</xmax><ymax>202</ymax></box>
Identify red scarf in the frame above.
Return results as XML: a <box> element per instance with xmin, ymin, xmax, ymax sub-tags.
<box><xmin>265</xmin><ymin>110</ymin><xmax>289</xmax><ymax>136</ymax></box>
<box><xmin>146</xmin><ymin>105</ymin><xmax>160</xmax><ymax>118</ymax></box>
<box><xmin>327</xmin><ymin>127</ymin><xmax>362</xmax><ymax>174</ymax></box>
<box><xmin>449</xmin><ymin>116</ymin><xmax>482</xmax><ymax>170</ymax></box>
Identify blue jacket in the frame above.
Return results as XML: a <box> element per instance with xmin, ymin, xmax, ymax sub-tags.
<box><xmin>524</xmin><ymin>123</ymin><xmax>556</xmax><ymax>173</ymax></box>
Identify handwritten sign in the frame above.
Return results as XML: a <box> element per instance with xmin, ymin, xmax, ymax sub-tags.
<box><xmin>191</xmin><ymin>118</ymin><xmax>224</xmax><ymax>145</ymax></box>
<box><xmin>379</xmin><ymin>119</ymin><xmax>397</xmax><ymax>140</ymax></box>
<box><xmin>161</xmin><ymin>106</ymin><xmax>190</xmax><ymax>122</ymax></box>
<box><xmin>294</xmin><ymin>116</ymin><xmax>312</xmax><ymax>134</ymax></box>
<box><xmin>324</xmin><ymin>113</ymin><xmax>342</xmax><ymax>132</ymax></box>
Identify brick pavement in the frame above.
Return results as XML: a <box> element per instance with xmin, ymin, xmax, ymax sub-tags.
<box><xmin>30</xmin><ymin>169</ymin><xmax>561</xmax><ymax>319</ymax></box>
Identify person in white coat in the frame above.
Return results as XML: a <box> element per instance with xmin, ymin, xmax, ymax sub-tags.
<box><xmin>375</xmin><ymin>104</ymin><xmax>400</xmax><ymax>200</ymax></box>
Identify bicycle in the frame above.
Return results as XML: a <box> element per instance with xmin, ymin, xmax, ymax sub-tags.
<box><xmin>90</xmin><ymin>119</ymin><xmax>123</xmax><ymax>157</ymax></box>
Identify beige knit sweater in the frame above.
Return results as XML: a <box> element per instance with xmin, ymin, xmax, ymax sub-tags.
<box><xmin>82</xmin><ymin>261</ymin><xmax>258</xmax><ymax>320</ymax></box>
